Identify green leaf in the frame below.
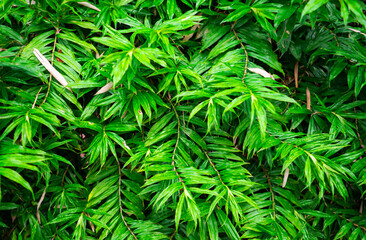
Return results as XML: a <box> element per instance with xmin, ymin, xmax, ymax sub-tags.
<box><xmin>329</xmin><ymin>59</ymin><xmax>347</xmax><ymax>82</ymax></box>
<box><xmin>207</xmin><ymin>34</ymin><xmax>240</xmax><ymax>60</ymax></box>
<box><xmin>224</xmin><ymin>95</ymin><xmax>251</xmax><ymax>113</ymax></box>
<box><xmin>334</xmin><ymin>222</ymin><xmax>353</xmax><ymax>239</ymax></box>
<box><xmin>175</xmin><ymin>188</ymin><xmax>185</xmax><ymax>229</ymax></box>
<box><xmin>21</xmin><ymin>30</ymin><xmax>55</xmax><ymax>59</ymax></box>
<box><xmin>301</xmin><ymin>0</ymin><xmax>329</xmax><ymax>18</ymax></box>
<box><xmin>68</xmin><ymin>21</ymin><xmax>98</xmax><ymax>30</ymax></box>
<box><xmin>339</xmin><ymin>0</ymin><xmax>349</xmax><ymax>25</ymax></box>
<box><xmin>274</xmin><ymin>6</ymin><xmax>297</xmax><ymax>28</ymax></box>
<box><xmin>347</xmin><ymin>0</ymin><xmax>366</xmax><ymax>26</ymax></box>
<box><xmin>216</xmin><ymin>209</ymin><xmax>239</xmax><ymax>240</ymax></box>
<box><xmin>221</xmin><ymin>5</ymin><xmax>250</xmax><ymax>23</ymax></box>
<box><xmin>0</xmin><ymin>168</ymin><xmax>33</xmax><ymax>196</ymax></box>
<box><xmin>347</xmin><ymin>66</ymin><xmax>357</xmax><ymax>90</ymax></box>
<box><xmin>349</xmin><ymin>228</ymin><xmax>361</xmax><ymax>240</ymax></box>
<box><xmin>354</xmin><ymin>66</ymin><xmax>365</xmax><ymax>97</ymax></box>
<box><xmin>189</xmin><ymin>100</ymin><xmax>209</xmax><ymax>120</ymax></box>
<box><xmin>106</xmin><ymin>132</ymin><xmax>134</xmax><ymax>156</ymax></box>
<box><xmin>112</xmin><ymin>54</ymin><xmax>132</xmax><ymax>86</ymax></box>
<box><xmin>92</xmin><ymin>37</ymin><xmax>129</xmax><ymax>50</ymax></box>
<box><xmin>0</xmin><ymin>117</ymin><xmax>23</xmax><ymax>141</ymax></box>
<box><xmin>207</xmin><ymin>214</ymin><xmax>219</xmax><ymax>240</ymax></box>
<box><xmin>167</xmin><ymin>0</ymin><xmax>178</xmax><ymax>19</ymax></box>
<box><xmin>0</xmin><ymin>202</ymin><xmax>19</xmax><ymax>211</ymax></box>
<box><xmin>147</xmin><ymin>112</ymin><xmax>175</xmax><ymax>139</ymax></box>
<box><xmin>0</xmin><ymin>25</ymin><xmax>25</xmax><ymax>44</ymax></box>
<box><xmin>29</xmin><ymin>114</ymin><xmax>61</xmax><ymax>138</ymax></box>
<box><xmin>201</xmin><ymin>21</ymin><xmax>230</xmax><ymax>51</ymax></box>
<box><xmin>58</xmin><ymin>32</ymin><xmax>97</xmax><ymax>53</ymax></box>
<box><xmin>298</xmin><ymin>210</ymin><xmax>332</xmax><ymax>218</ymax></box>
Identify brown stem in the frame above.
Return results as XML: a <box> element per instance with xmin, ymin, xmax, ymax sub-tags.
<box><xmin>263</xmin><ymin>167</ymin><xmax>276</xmax><ymax>220</ymax></box>
<box><xmin>36</xmin><ymin>187</ymin><xmax>47</xmax><ymax>224</ymax></box>
<box><xmin>323</xmin><ymin>197</ymin><xmax>366</xmax><ymax>232</ymax></box>
<box><xmin>117</xmin><ymin>160</ymin><xmax>138</xmax><ymax>239</ymax></box>
<box><xmin>294</xmin><ymin>61</ymin><xmax>299</xmax><ymax>88</ymax></box>
<box><xmin>232</xmin><ymin>28</ymin><xmax>248</xmax><ymax>83</ymax></box>
<box><xmin>306</xmin><ymin>87</ymin><xmax>311</xmax><ymax>111</ymax></box>
<box><xmin>32</xmin><ymin>87</ymin><xmax>43</xmax><ymax>109</ymax></box>
<box><xmin>170</xmin><ymin>101</ymin><xmax>186</xmax><ymax>186</ymax></box>
<box><xmin>354</xmin><ymin>107</ymin><xmax>365</xmax><ymax>149</ymax></box>
<box><xmin>204</xmin><ymin>151</ymin><xmax>226</xmax><ymax>188</ymax></box>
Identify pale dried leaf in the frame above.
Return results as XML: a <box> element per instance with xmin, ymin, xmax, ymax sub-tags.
<box><xmin>282</xmin><ymin>168</ymin><xmax>290</xmax><ymax>188</ymax></box>
<box><xmin>32</xmin><ymin>87</ymin><xmax>43</xmax><ymax>109</ymax></box>
<box><xmin>37</xmin><ymin>187</ymin><xmax>47</xmax><ymax>224</ymax></box>
<box><xmin>182</xmin><ymin>24</ymin><xmax>199</xmax><ymax>42</ymax></box>
<box><xmin>360</xmin><ymin>200</ymin><xmax>363</xmax><ymax>214</ymax></box>
<box><xmin>96</xmin><ymin>51</ymin><xmax>104</xmax><ymax>59</ymax></box>
<box><xmin>248</xmin><ymin>68</ymin><xmax>274</xmax><ymax>79</ymax></box>
<box><xmin>33</xmin><ymin>48</ymin><xmax>71</xmax><ymax>90</ymax></box>
<box><xmin>294</xmin><ymin>61</ymin><xmax>299</xmax><ymax>88</ymax></box>
<box><xmin>95</xmin><ymin>82</ymin><xmax>113</xmax><ymax>95</ymax></box>
<box><xmin>349</xmin><ymin>28</ymin><xmax>366</xmax><ymax>37</ymax></box>
<box><xmin>78</xmin><ymin>2</ymin><xmax>101</xmax><ymax>12</ymax></box>
<box><xmin>306</xmin><ymin>87</ymin><xmax>311</xmax><ymax>110</ymax></box>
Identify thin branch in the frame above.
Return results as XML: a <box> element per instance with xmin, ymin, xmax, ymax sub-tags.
<box><xmin>117</xmin><ymin>160</ymin><xmax>138</xmax><ymax>240</ymax></box>
<box><xmin>85</xmin><ymin>212</ymin><xmax>95</xmax><ymax>233</ymax></box>
<box><xmin>36</xmin><ymin>187</ymin><xmax>47</xmax><ymax>224</ymax></box>
<box><xmin>323</xmin><ymin>197</ymin><xmax>366</xmax><ymax>233</ymax></box>
<box><xmin>320</xmin><ymin>25</ymin><xmax>339</xmax><ymax>46</ymax></box>
<box><xmin>294</xmin><ymin>61</ymin><xmax>299</xmax><ymax>88</ymax></box>
<box><xmin>169</xmin><ymin>229</ymin><xmax>176</xmax><ymax>240</ymax></box>
<box><xmin>232</xmin><ymin>28</ymin><xmax>248</xmax><ymax>83</ymax></box>
<box><xmin>40</xmin><ymin>28</ymin><xmax>60</xmax><ymax>107</ymax></box>
<box><xmin>169</xmin><ymin>36</ymin><xmax>184</xmax><ymax>56</ymax></box>
<box><xmin>6</xmin><ymin>224</ymin><xmax>18</xmax><ymax>240</ymax></box>
<box><xmin>169</xmin><ymin>100</ymin><xmax>186</xmax><ymax>187</ymax></box>
<box><xmin>354</xmin><ymin>107</ymin><xmax>365</xmax><ymax>149</ymax></box>
<box><xmin>204</xmin><ymin>151</ymin><xmax>227</xmax><ymax>189</ymax></box>
<box><xmin>263</xmin><ymin>167</ymin><xmax>276</xmax><ymax>220</ymax></box>
<box><xmin>61</xmin><ymin>165</ymin><xmax>70</xmax><ymax>188</ymax></box>
<box><xmin>32</xmin><ymin>86</ymin><xmax>43</xmax><ymax>109</ymax></box>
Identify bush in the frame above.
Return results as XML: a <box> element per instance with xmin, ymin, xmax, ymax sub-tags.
<box><xmin>0</xmin><ymin>0</ymin><xmax>366</xmax><ymax>239</ymax></box>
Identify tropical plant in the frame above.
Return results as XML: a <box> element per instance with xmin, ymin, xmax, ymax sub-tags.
<box><xmin>0</xmin><ymin>0</ymin><xmax>366</xmax><ymax>239</ymax></box>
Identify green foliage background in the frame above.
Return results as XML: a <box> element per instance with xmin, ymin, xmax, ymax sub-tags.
<box><xmin>1</xmin><ymin>0</ymin><xmax>366</xmax><ymax>239</ymax></box>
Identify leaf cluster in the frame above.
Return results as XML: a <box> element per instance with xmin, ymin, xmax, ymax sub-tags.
<box><xmin>0</xmin><ymin>0</ymin><xmax>366</xmax><ymax>239</ymax></box>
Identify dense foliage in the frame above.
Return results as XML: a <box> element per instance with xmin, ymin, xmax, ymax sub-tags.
<box><xmin>1</xmin><ymin>0</ymin><xmax>366</xmax><ymax>239</ymax></box>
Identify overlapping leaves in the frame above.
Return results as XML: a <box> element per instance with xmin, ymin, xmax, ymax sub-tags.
<box><xmin>0</xmin><ymin>0</ymin><xmax>366</xmax><ymax>239</ymax></box>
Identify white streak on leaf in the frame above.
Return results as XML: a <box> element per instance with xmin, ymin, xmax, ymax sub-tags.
<box><xmin>123</xmin><ymin>141</ymin><xmax>131</xmax><ymax>150</ymax></box>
